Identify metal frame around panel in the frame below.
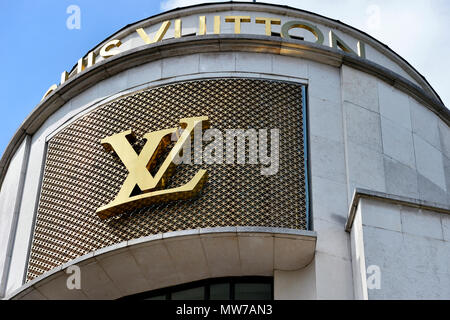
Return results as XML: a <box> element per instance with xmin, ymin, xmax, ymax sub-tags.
<box><xmin>14</xmin><ymin>73</ymin><xmax>307</xmax><ymax>288</ymax></box>
<box><xmin>25</xmin><ymin>77</ymin><xmax>310</xmax><ymax>281</ymax></box>
<box><xmin>302</xmin><ymin>85</ymin><xmax>311</xmax><ymax>231</ymax></box>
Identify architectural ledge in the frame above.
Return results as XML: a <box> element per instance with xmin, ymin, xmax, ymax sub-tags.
<box><xmin>5</xmin><ymin>227</ymin><xmax>316</xmax><ymax>300</ymax></box>
<box><xmin>345</xmin><ymin>188</ymin><xmax>450</xmax><ymax>232</ymax></box>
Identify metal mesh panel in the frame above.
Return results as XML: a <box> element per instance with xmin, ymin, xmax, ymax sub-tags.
<box><xmin>27</xmin><ymin>78</ymin><xmax>307</xmax><ymax>281</ymax></box>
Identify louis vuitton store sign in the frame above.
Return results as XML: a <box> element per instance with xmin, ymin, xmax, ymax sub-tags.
<box><xmin>1</xmin><ymin>2</ymin><xmax>449</xmax><ymax>300</ymax></box>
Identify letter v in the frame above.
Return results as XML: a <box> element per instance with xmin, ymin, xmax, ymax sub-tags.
<box><xmin>136</xmin><ymin>21</ymin><xmax>171</xmax><ymax>44</ymax></box>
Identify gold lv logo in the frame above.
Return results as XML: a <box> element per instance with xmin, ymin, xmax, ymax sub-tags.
<box><xmin>96</xmin><ymin>116</ymin><xmax>210</xmax><ymax>219</ymax></box>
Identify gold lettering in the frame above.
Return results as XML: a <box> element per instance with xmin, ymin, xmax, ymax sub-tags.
<box><xmin>77</xmin><ymin>57</ymin><xmax>84</xmax><ymax>74</ymax></box>
<box><xmin>255</xmin><ymin>17</ymin><xmax>281</xmax><ymax>36</ymax></box>
<box><xmin>41</xmin><ymin>84</ymin><xmax>57</xmax><ymax>101</ymax></box>
<box><xmin>96</xmin><ymin>116</ymin><xmax>210</xmax><ymax>220</ymax></box>
<box><xmin>198</xmin><ymin>16</ymin><xmax>221</xmax><ymax>35</ymax></box>
<box><xmin>87</xmin><ymin>51</ymin><xmax>95</xmax><ymax>67</ymax></box>
<box><xmin>329</xmin><ymin>31</ymin><xmax>366</xmax><ymax>58</ymax></box>
<box><xmin>281</xmin><ymin>20</ymin><xmax>324</xmax><ymax>44</ymax></box>
<box><xmin>198</xmin><ymin>16</ymin><xmax>206</xmax><ymax>35</ymax></box>
<box><xmin>60</xmin><ymin>71</ymin><xmax>68</xmax><ymax>85</ymax></box>
<box><xmin>225</xmin><ymin>16</ymin><xmax>251</xmax><ymax>34</ymax></box>
<box><xmin>329</xmin><ymin>31</ymin><xmax>354</xmax><ymax>53</ymax></box>
<box><xmin>100</xmin><ymin>39</ymin><xmax>122</xmax><ymax>58</ymax></box>
<box><xmin>136</xmin><ymin>21</ymin><xmax>171</xmax><ymax>44</ymax></box>
<box><xmin>174</xmin><ymin>19</ymin><xmax>182</xmax><ymax>38</ymax></box>
<box><xmin>214</xmin><ymin>16</ymin><xmax>220</xmax><ymax>34</ymax></box>
<box><xmin>76</xmin><ymin>52</ymin><xmax>95</xmax><ymax>74</ymax></box>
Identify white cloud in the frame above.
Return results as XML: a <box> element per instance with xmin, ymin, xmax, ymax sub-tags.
<box><xmin>159</xmin><ymin>0</ymin><xmax>450</xmax><ymax>107</ymax></box>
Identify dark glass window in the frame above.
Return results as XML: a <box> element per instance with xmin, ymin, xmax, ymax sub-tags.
<box><xmin>235</xmin><ymin>283</ymin><xmax>272</xmax><ymax>300</ymax></box>
<box><xmin>121</xmin><ymin>276</ymin><xmax>273</xmax><ymax>300</ymax></box>
<box><xmin>172</xmin><ymin>287</ymin><xmax>205</xmax><ymax>300</ymax></box>
<box><xmin>210</xmin><ymin>283</ymin><xmax>230</xmax><ymax>300</ymax></box>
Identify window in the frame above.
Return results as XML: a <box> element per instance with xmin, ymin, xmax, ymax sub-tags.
<box><xmin>120</xmin><ymin>277</ymin><xmax>273</xmax><ymax>300</ymax></box>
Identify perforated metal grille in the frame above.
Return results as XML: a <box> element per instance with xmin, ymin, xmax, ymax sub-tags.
<box><xmin>27</xmin><ymin>78</ymin><xmax>307</xmax><ymax>281</ymax></box>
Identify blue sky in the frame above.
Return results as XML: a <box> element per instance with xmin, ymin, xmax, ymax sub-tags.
<box><xmin>0</xmin><ymin>0</ymin><xmax>162</xmax><ymax>156</ymax></box>
<box><xmin>0</xmin><ymin>0</ymin><xmax>449</xmax><ymax>157</ymax></box>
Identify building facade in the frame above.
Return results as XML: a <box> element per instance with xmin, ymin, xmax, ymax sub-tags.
<box><xmin>0</xmin><ymin>2</ymin><xmax>449</xmax><ymax>300</ymax></box>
